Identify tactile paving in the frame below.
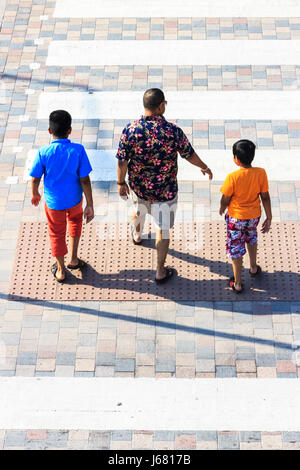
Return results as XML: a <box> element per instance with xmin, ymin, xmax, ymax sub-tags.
<box><xmin>8</xmin><ymin>222</ymin><xmax>300</xmax><ymax>301</ymax></box>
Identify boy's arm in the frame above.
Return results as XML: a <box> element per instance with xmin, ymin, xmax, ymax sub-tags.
<box><xmin>80</xmin><ymin>175</ymin><xmax>94</xmax><ymax>223</ymax></box>
<box><xmin>31</xmin><ymin>177</ymin><xmax>42</xmax><ymax>206</ymax></box>
<box><xmin>260</xmin><ymin>191</ymin><xmax>272</xmax><ymax>233</ymax></box>
<box><xmin>219</xmin><ymin>194</ymin><xmax>231</xmax><ymax>216</ymax></box>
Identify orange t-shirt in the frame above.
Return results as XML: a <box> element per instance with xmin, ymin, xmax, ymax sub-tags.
<box><xmin>220</xmin><ymin>167</ymin><xmax>269</xmax><ymax>220</ymax></box>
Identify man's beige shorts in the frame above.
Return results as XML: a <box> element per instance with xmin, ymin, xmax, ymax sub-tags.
<box><xmin>130</xmin><ymin>190</ymin><xmax>178</xmax><ymax>231</ymax></box>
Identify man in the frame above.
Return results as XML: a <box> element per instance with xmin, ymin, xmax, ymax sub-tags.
<box><xmin>116</xmin><ymin>88</ymin><xmax>212</xmax><ymax>283</ymax></box>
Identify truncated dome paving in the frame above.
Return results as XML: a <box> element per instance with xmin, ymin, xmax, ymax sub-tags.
<box><xmin>9</xmin><ymin>222</ymin><xmax>300</xmax><ymax>302</ymax></box>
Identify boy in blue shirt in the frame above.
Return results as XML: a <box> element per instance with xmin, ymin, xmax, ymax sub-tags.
<box><xmin>30</xmin><ymin>110</ymin><xmax>94</xmax><ymax>282</ymax></box>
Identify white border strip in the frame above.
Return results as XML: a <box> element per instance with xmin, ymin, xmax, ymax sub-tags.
<box><xmin>47</xmin><ymin>40</ymin><xmax>300</xmax><ymax>67</ymax></box>
<box><xmin>1</xmin><ymin>377</ymin><xmax>300</xmax><ymax>431</ymax></box>
<box><xmin>37</xmin><ymin>90</ymin><xmax>300</xmax><ymax>120</ymax></box>
<box><xmin>24</xmin><ymin>149</ymin><xmax>300</xmax><ymax>182</ymax></box>
<box><xmin>54</xmin><ymin>0</ymin><xmax>300</xmax><ymax>18</ymax></box>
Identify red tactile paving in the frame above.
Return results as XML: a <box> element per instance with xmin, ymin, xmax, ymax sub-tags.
<box><xmin>8</xmin><ymin>222</ymin><xmax>300</xmax><ymax>301</ymax></box>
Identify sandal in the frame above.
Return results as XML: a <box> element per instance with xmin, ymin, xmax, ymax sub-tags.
<box><xmin>249</xmin><ymin>265</ymin><xmax>262</xmax><ymax>277</ymax></box>
<box><xmin>67</xmin><ymin>258</ymin><xmax>87</xmax><ymax>270</ymax></box>
<box><xmin>155</xmin><ymin>267</ymin><xmax>175</xmax><ymax>284</ymax></box>
<box><xmin>229</xmin><ymin>276</ymin><xmax>244</xmax><ymax>294</ymax></box>
<box><xmin>131</xmin><ymin>225</ymin><xmax>142</xmax><ymax>245</ymax></box>
<box><xmin>51</xmin><ymin>263</ymin><xmax>66</xmax><ymax>283</ymax></box>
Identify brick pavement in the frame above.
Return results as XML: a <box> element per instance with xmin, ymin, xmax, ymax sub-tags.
<box><xmin>0</xmin><ymin>300</ymin><xmax>299</xmax><ymax>378</ymax></box>
<box><xmin>1</xmin><ymin>429</ymin><xmax>300</xmax><ymax>449</ymax></box>
<box><xmin>0</xmin><ymin>0</ymin><xmax>299</xmax><ymax>377</ymax></box>
<box><xmin>1</xmin><ymin>0</ymin><xmax>300</xmax><ymax>451</ymax></box>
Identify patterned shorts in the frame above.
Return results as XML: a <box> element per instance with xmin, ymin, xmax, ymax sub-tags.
<box><xmin>226</xmin><ymin>213</ymin><xmax>260</xmax><ymax>259</ymax></box>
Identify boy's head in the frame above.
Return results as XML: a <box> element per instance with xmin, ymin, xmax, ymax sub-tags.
<box><xmin>232</xmin><ymin>139</ymin><xmax>256</xmax><ymax>167</ymax></box>
<box><xmin>49</xmin><ymin>110</ymin><xmax>72</xmax><ymax>139</ymax></box>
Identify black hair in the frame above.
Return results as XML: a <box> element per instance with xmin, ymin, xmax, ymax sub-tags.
<box><xmin>232</xmin><ymin>139</ymin><xmax>256</xmax><ymax>166</ymax></box>
<box><xmin>143</xmin><ymin>88</ymin><xmax>165</xmax><ymax>111</ymax></box>
<box><xmin>49</xmin><ymin>110</ymin><xmax>72</xmax><ymax>138</ymax></box>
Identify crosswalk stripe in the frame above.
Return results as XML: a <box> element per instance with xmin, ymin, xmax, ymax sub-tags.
<box><xmin>86</xmin><ymin>149</ymin><xmax>300</xmax><ymax>182</ymax></box>
<box><xmin>24</xmin><ymin>149</ymin><xmax>300</xmax><ymax>182</ymax></box>
<box><xmin>37</xmin><ymin>90</ymin><xmax>300</xmax><ymax>120</ymax></box>
<box><xmin>47</xmin><ymin>40</ymin><xmax>300</xmax><ymax>67</ymax></box>
<box><xmin>54</xmin><ymin>0</ymin><xmax>300</xmax><ymax>18</ymax></box>
<box><xmin>1</xmin><ymin>377</ymin><xmax>300</xmax><ymax>431</ymax></box>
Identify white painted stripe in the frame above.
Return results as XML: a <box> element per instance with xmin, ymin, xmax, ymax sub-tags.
<box><xmin>47</xmin><ymin>40</ymin><xmax>300</xmax><ymax>67</ymax></box>
<box><xmin>87</xmin><ymin>149</ymin><xmax>300</xmax><ymax>182</ymax></box>
<box><xmin>37</xmin><ymin>90</ymin><xmax>300</xmax><ymax>120</ymax></box>
<box><xmin>54</xmin><ymin>0</ymin><xmax>300</xmax><ymax>18</ymax></box>
<box><xmin>5</xmin><ymin>176</ymin><xmax>18</xmax><ymax>185</ymax></box>
<box><xmin>1</xmin><ymin>378</ymin><xmax>300</xmax><ymax>431</ymax></box>
<box><xmin>24</xmin><ymin>149</ymin><xmax>300</xmax><ymax>182</ymax></box>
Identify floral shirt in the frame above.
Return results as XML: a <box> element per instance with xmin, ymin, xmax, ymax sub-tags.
<box><xmin>116</xmin><ymin>115</ymin><xmax>194</xmax><ymax>202</ymax></box>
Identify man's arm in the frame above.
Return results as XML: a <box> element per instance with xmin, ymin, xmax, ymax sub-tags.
<box><xmin>80</xmin><ymin>175</ymin><xmax>94</xmax><ymax>223</ymax></box>
<box><xmin>260</xmin><ymin>191</ymin><xmax>272</xmax><ymax>233</ymax></box>
<box><xmin>31</xmin><ymin>177</ymin><xmax>42</xmax><ymax>206</ymax></box>
<box><xmin>219</xmin><ymin>194</ymin><xmax>231</xmax><ymax>216</ymax></box>
<box><xmin>186</xmin><ymin>152</ymin><xmax>213</xmax><ymax>180</ymax></box>
<box><xmin>117</xmin><ymin>160</ymin><xmax>130</xmax><ymax>199</ymax></box>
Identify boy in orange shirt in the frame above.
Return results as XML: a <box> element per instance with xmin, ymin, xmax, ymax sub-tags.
<box><xmin>219</xmin><ymin>139</ymin><xmax>272</xmax><ymax>293</ymax></box>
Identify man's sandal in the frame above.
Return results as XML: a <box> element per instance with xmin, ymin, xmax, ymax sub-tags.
<box><xmin>67</xmin><ymin>259</ymin><xmax>87</xmax><ymax>270</ymax></box>
<box><xmin>229</xmin><ymin>276</ymin><xmax>244</xmax><ymax>294</ymax></box>
<box><xmin>131</xmin><ymin>225</ymin><xmax>142</xmax><ymax>245</ymax></box>
<box><xmin>51</xmin><ymin>263</ymin><xmax>66</xmax><ymax>283</ymax></box>
<box><xmin>249</xmin><ymin>265</ymin><xmax>262</xmax><ymax>277</ymax></box>
<box><xmin>155</xmin><ymin>267</ymin><xmax>175</xmax><ymax>284</ymax></box>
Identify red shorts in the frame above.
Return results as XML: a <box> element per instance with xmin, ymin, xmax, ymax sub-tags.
<box><xmin>45</xmin><ymin>200</ymin><xmax>83</xmax><ymax>258</ymax></box>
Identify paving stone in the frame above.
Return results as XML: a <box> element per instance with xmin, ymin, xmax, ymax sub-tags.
<box><xmin>256</xmin><ymin>354</ymin><xmax>277</xmax><ymax>367</ymax></box>
<box><xmin>115</xmin><ymin>358</ymin><xmax>135</xmax><ymax>372</ymax></box>
<box><xmin>218</xmin><ymin>432</ymin><xmax>240</xmax><ymax>450</ymax></box>
<box><xmin>240</xmin><ymin>432</ymin><xmax>261</xmax><ymax>442</ymax></box>
<box><xmin>216</xmin><ymin>366</ymin><xmax>237</xmax><ymax>377</ymax></box>
<box><xmin>46</xmin><ymin>431</ymin><xmax>69</xmax><ymax>449</ymax></box>
<box><xmin>111</xmin><ymin>431</ymin><xmax>132</xmax><ymax>441</ymax></box>
<box><xmin>5</xmin><ymin>431</ymin><xmax>26</xmax><ymax>447</ymax></box>
<box><xmin>88</xmin><ymin>431</ymin><xmax>111</xmax><ymax>450</ymax></box>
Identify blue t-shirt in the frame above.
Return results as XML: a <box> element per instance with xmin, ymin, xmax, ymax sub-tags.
<box><xmin>30</xmin><ymin>139</ymin><xmax>92</xmax><ymax>210</ymax></box>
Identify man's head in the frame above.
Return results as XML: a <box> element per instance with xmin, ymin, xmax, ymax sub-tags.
<box><xmin>49</xmin><ymin>110</ymin><xmax>72</xmax><ymax>139</ymax></box>
<box><xmin>232</xmin><ymin>139</ymin><xmax>256</xmax><ymax>167</ymax></box>
<box><xmin>143</xmin><ymin>88</ymin><xmax>167</xmax><ymax>116</ymax></box>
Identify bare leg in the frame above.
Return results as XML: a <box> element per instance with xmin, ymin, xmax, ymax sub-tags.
<box><xmin>231</xmin><ymin>256</ymin><xmax>243</xmax><ymax>291</ymax></box>
<box><xmin>155</xmin><ymin>229</ymin><xmax>170</xmax><ymax>279</ymax></box>
<box><xmin>68</xmin><ymin>235</ymin><xmax>80</xmax><ymax>266</ymax></box>
<box><xmin>56</xmin><ymin>256</ymin><xmax>66</xmax><ymax>281</ymax></box>
<box><xmin>247</xmin><ymin>243</ymin><xmax>258</xmax><ymax>274</ymax></box>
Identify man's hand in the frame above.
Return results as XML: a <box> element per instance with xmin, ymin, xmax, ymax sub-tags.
<box><xmin>118</xmin><ymin>182</ymin><xmax>130</xmax><ymax>199</ymax></box>
<box><xmin>219</xmin><ymin>206</ymin><xmax>226</xmax><ymax>216</ymax></box>
<box><xmin>31</xmin><ymin>193</ymin><xmax>41</xmax><ymax>206</ymax></box>
<box><xmin>84</xmin><ymin>205</ymin><xmax>94</xmax><ymax>223</ymax></box>
<box><xmin>201</xmin><ymin>167</ymin><xmax>213</xmax><ymax>180</ymax></box>
<box><xmin>261</xmin><ymin>218</ymin><xmax>271</xmax><ymax>233</ymax></box>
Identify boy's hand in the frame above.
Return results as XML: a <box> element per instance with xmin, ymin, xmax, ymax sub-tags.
<box><xmin>84</xmin><ymin>205</ymin><xmax>94</xmax><ymax>223</ymax></box>
<box><xmin>31</xmin><ymin>194</ymin><xmax>41</xmax><ymax>206</ymax></box>
<box><xmin>261</xmin><ymin>218</ymin><xmax>271</xmax><ymax>233</ymax></box>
